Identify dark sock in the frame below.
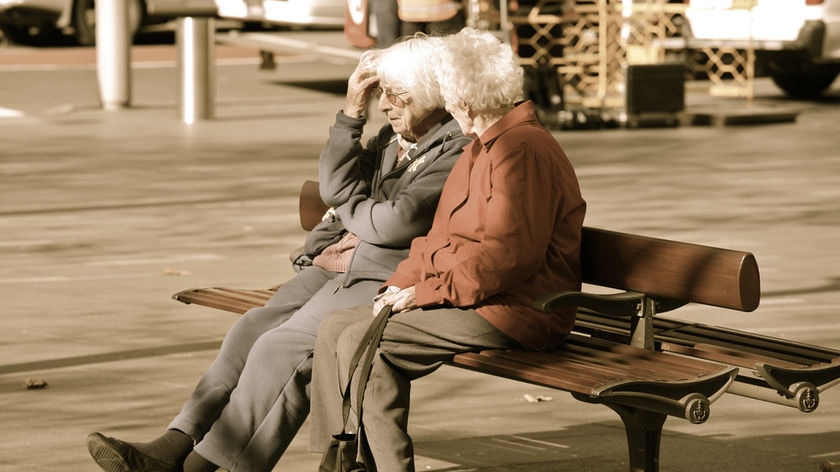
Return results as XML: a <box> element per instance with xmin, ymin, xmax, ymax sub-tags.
<box><xmin>183</xmin><ymin>450</ymin><xmax>219</xmax><ymax>472</ymax></box>
<box><xmin>131</xmin><ymin>429</ymin><xmax>194</xmax><ymax>464</ymax></box>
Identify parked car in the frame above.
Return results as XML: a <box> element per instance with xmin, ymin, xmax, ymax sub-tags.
<box><xmin>214</xmin><ymin>0</ymin><xmax>344</xmax><ymax>28</ymax></box>
<box><xmin>0</xmin><ymin>0</ymin><xmax>217</xmax><ymax>46</ymax></box>
<box><xmin>684</xmin><ymin>0</ymin><xmax>840</xmax><ymax>97</ymax></box>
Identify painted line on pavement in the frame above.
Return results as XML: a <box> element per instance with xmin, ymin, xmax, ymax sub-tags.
<box><xmin>0</xmin><ymin>107</ymin><xmax>24</xmax><ymax>118</ymax></box>
<box><xmin>0</xmin><ymin>53</ymin><xmax>308</xmax><ymax>72</ymax></box>
<box><xmin>0</xmin><ymin>341</ymin><xmax>223</xmax><ymax>375</ymax></box>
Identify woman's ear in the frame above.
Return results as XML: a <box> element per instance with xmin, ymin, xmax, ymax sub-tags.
<box><xmin>463</xmin><ymin>102</ymin><xmax>477</xmax><ymax>119</ymax></box>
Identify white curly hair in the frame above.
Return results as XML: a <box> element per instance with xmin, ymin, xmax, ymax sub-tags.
<box><xmin>375</xmin><ymin>34</ymin><xmax>447</xmax><ymax>112</ymax></box>
<box><xmin>436</xmin><ymin>27</ymin><xmax>524</xmax><ymax>117</ymax></box>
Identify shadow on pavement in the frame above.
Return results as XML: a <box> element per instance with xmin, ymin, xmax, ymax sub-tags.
<box><xmin>268</xmin><ymin>78</ymin><xmax>349</xmax><ymax>95</ymax></box>
<box><xmin>415</xmin><ymin>425</ymin><xmax>838</xmax><ymax>472</ymax></box>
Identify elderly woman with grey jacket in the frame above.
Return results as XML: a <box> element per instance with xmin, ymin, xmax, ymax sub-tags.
<box><xmin>86</xmin><ymin>34</ymin><xmax>470</xmax><ymax>472</ymax></box>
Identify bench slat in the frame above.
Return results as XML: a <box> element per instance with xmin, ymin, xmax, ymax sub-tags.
<box><xmin>660</xmin><ymin>342</ymin><xmax>806</xmax><ymax>370</ymax></box>
<box><xmin>657</xmin><ymin>321</ymin><xmax>840</xmax><ymax>364</ymax></box>
<box><xmin>461</xmin><ymin>339</ymin><xmax>729</xmax><ymax>387</ymax></box>
<box><xmin>550</xmin><ymin>340</ymin><xmax>727</xmax><ymax>381</ymax></box>
<box><xmin>575</xmin><ymin>311</ymin><xmax>840</xmax><ymax>367</ymax></box>
<box><xmin>452</xmin><ymin>343</ymin><xmax>736</xmax><ymax>423</ymax></box>
<box><xmin>453</xmin><ymin>347</ymin><xmax>628</xmax><ymax>394</ymax></box>
<box><xmin>581</xmin><ymin>227</ymin><xmax>760</xmax><ymax>312</ymax></box>
<box><xmin>173</xmin><ymin>287</ymin><xmax>275</xmax><ymax>315</ymax></box>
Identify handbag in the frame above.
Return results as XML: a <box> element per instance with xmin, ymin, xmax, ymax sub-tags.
<box><xmin>318</xmin><ymin>305</ymin><xmax>392</xmax><ymax>472</ymax></box>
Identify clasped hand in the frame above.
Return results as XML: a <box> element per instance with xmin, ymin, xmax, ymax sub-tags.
<box><xmin>372</xmin><ymin>286</ymin><xmax>417</xmax><ymax>316</ymax></box>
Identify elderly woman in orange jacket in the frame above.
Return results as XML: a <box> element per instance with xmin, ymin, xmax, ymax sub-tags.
<box><xmin>310</xmin><ymin>27</ymin><xmax>586</xmax><ymax>472</ymax></box>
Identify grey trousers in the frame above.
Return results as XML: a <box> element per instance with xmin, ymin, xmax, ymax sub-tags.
<box><xmin>168</xmin><ymin>266</ymin><xmax>381</xmax><ymax>471</ymax></box>
<box><xmin>310</xmin><ymin>304</ymin><xmax>519</xmax><ymax>472</ymax></box>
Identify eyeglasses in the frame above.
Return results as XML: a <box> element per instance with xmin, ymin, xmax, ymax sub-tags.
<box><xmin>373</xmin><ymin>87</ymin><xmax>410</xmax><ymax>106</ymax></box>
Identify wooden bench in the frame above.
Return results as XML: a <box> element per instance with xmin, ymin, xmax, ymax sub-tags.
<box><xmin>172</xmin><ymin>181</ymin><xmax>840</xmax><ymax>472</ymax></box>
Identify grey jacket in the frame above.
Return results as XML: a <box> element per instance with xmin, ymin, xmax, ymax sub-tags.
<box><xmin>303</xmin><ymin>111</ymin><xmax>470</xmax><ymax>287</ymax></box>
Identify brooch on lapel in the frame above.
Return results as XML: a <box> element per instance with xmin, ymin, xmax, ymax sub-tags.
<box><xmin>407</xmin><ymin>155</ymin><xmax>426</xmax><ymax>172</ymax></box>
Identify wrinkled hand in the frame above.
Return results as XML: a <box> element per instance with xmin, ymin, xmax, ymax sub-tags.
<box><xmin>372</xmin><ymin>286</ymin><xmax>417</xmax><ymax>316</ymax></box>
<box><xmin>344</xmin><ymin>50</ymin><xmax>380</xmax><ymax>119</ymax></box>
<box><xmin>321</xmin><ymin>207</ymin><xmax>337</xmax><ymax>223</ymax></box>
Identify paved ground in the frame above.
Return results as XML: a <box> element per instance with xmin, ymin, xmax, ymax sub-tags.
<box><xmin>1</xmin><ymin>34</ymin><xmax>840</xmax><ymax>471</ymax></box>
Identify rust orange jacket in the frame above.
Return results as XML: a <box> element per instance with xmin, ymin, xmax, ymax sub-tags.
<box><xmin>385</xmin><ymin>101</ymin><xmax>586</xmax><ymax>350</ymax></box>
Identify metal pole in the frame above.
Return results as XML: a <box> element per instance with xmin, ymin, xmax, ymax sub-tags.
<box><xmin>96</xmin><ymin>0</ymin><xmax>131</xmax><ymax>110</ymax></box>
<box><xmin>177</xmin><ymin>17</ymin><xmax>215</xmax><ymax>124</ymax></box>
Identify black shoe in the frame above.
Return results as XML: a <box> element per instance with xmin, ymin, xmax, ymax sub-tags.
<box><xmin>87</xmin><ymin>432</ymin><xmax>179</xmax><ymax>472</ymax></box>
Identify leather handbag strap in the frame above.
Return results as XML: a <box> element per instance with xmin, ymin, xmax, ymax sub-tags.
<box><xmin>340</xmin><ymin>305</ymin><xmax>392</xmax><ymax>432</ymax></box>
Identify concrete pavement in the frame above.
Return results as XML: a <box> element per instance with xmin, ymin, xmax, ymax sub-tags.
<box><xmin>2</xmin><ymin>36</ymin><xmax>840</xmax><ymax>471</ymax></box>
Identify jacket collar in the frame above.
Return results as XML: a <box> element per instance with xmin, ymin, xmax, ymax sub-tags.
<box><xmin>385</xmin><ymin>115</ymin><xmax>465</xmax><ymax>173</ymax></box>
<box><xmin>476</xmin><ymin>100</ymin><xmax>539</xmax><ymax>152</ymax></box>
<box><xmin>389</xmin><ymin>114</ymin><xmax>464</xmax><ymax>159</ymax></box>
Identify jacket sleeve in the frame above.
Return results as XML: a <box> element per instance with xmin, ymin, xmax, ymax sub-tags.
<box><xmin>317</xmin><ymin>112</ymin><xmax>380</xmax><ymax>208</ymax></box>
<box><xmin>414</xmin><ymin>143</ymin><xmax>560</xmax><ymax>307</ymax></box>
<box><xmin>334</xmin><ymin>132</ymin><xmax>468</xmax><ymax>248</ymax></box>
<box><xmin>334</xmin><ymin>157</ymin><xmax>456</xmax><ymax>247</ymax></box>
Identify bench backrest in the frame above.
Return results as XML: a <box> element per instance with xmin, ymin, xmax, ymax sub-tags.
<box><xmin>300</xmin><ymin>180</ymin><xmax>330</xmax><ymax>231</ymax></box>
<box><xmin>299</xmin><ymin>180</ymin><xmax>760</xmax><ymax>313</ymax></box>
<box><xmin>582</xmin><ymin>227</ymin><xmax>760</xmax><ymax>312</ymax></box>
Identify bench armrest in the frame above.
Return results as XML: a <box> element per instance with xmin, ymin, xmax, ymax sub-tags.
<box><xmin>535</xmin><ymin>290</ymin><xmax>643</xmax><ymax>318</ymax></box>
<box><xmin>535</xmin><ymin>290</ymin><xmax>689</xmax><ymax>319</ymax></box>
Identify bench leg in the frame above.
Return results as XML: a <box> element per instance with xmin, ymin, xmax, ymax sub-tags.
<box><xmin>606</xmin><ymin>404</ymin><xmax>666</xmax><ymax>472</ymax></box>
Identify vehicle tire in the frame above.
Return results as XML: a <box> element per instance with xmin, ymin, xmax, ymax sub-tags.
<box><xmin>771</xmin><ymin>70</ymin><xmax>839</xmax><ymax>98</ymax></box>
<box><xmin>72</xmin><ymin>0</ymin><xmax>145</xmax><ymax>46</ymax></box>
<box><xmin>1</xmin><ymin>25</ymin><xmax>34</xmax><ymax>45</ymax></box>
<box><xmin>1</xmin><ymin>23</ymin><xmax>64</xmax><ymax>46</ymax></box>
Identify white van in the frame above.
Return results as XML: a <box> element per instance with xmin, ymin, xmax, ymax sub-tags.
<box><xmin>684</xmin><ymin>0</ymin><xmax>840</xmax><ymax>96</ymax></box>
<box><xmin>215</xmin><ymin>0</ymin><xmax>344</xmax><ymax>28</ymax></box>
<box><xmin>0</xmin><ymin>0</ymin><xmax>217</xmax><ymax>46</ymax></box>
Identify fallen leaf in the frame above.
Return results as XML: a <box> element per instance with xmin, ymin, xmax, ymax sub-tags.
<box><xmin>524</xmin><ymin>394</ymin><xmax>553</xmax><ymax>403</ymax></box>
<box><xmin>24</xmin><ymin>377</ymin><xmax>48</xmax><ymax>389</ymax></box>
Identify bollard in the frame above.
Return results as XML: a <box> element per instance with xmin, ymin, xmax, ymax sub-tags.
<box><xmin>177</xmin><ymin>17</ymin><xmax>215</xmax><ymax>124</ymax></box>
<box><xmin>96</xmin><ymin>0</ymin><xmax>131</xmax><ymax>110</ymax></box>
